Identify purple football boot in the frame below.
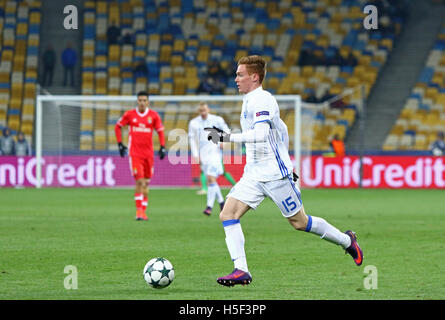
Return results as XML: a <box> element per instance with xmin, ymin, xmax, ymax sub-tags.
<box><xmin>345</xmin><ymin>230</ymin><xmax>363</xmax><ymax>266</ymax></box>
<box><xmin>217</xmin><ymin>268</ymin><xmax>252</xmax><ymax>287</ymax></box>
<box><xmin>203</xmin><ymin>206</ymin><xmax>212</xmax><ymax>216</ymax></box>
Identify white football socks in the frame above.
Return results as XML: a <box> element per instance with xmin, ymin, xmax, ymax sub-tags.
<box><xmin>206</xmin><ymin>183</ymin><xmax>216</xmax><ymax>208</ymax></box>
<box><xmin>306</xmin><ymin>215</ymin><xmax>351</xmax><ymax>249</ymax></box>
<box><xmin>207</xmin><ymin>182</ymin><xmax>224</xmax><ymax>207</ymax></box>
<box><xmin>215</xmin><ymin>184</ymin><xmax>224</xmax><ymax>204</ymax></box>
<box><xmin>223</xmin><ymin>219</ymin><xmax>249</xmax><ymax>272</ymax></box>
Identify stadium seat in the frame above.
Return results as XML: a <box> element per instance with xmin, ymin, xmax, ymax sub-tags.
<box><xmin>75</xmin><ymin>0</ymin><xmax>406</xmax><ymax>152</ymax></box>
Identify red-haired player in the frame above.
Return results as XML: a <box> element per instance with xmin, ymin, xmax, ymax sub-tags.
<box><xmin>115</xmin><ymin>91</ymin><xmax>166</xmax><ymax>221</ymax></box>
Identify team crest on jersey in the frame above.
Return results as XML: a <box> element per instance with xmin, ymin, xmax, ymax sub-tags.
<box><xmin>147</xmin><ymin>117</ymin><xmax>152</xmax><ymax>124</ymax></box>
<box><xmin>132</xmin><ymin>118</ymin><xmax>137</xmax><ymax>122</ymax></box>
<box><xmin>243</xmin><ymin>111</ymin><xmax>247</xmax><ymax>119</ymax></box>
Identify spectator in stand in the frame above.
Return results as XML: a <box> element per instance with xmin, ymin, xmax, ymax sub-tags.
<box><xmin>197</xmin><ymin>76</ymin><xmax>216</xmax><ymax>94</ymax></box>
<box><xmin>61</xmin><ymin>42</ymin><xmax>77</xmax><ymax>86</ymax></box>
<box><xmin>345</xmin><ymin>53</ymin><xmax>358</xmax><ymax>67</ymax></box>
<box><xmin>314</xmin><ymin>51</ymin><xmax>327</xmax><ymax>66</ymax></box>
<box><xmin>0</xmin><ymin>127</ymin><xmax>15</xmax><ymax>155</ymax></box>
<box><xmin>304</xmin><ymin>92</ymin><xmax>319</xmax><ymax>103</ymax></box>
<box><xmin>330</xmin><ymin>50</ymin><xmax>346</xmax><ymax>66</ymax></box>
<box><xmin>330</xmin><ymin>134</ymin><xmax>345</xmax><ymax>156</ymax></box>
<box><xmin>223</xmin><ymin>61</ymin><xmax>237</xmax><ymax>80</ymax></box>
<box><xmin>15</xmin><ymin>132</ymin><xmax>32</xmax><ymax>156</ymax></box>
<box><xmin>298</xmin><ymin>48</ymin><xmax>311</xmax><ymax>66</ymax></box>
<box><xmin>320</xmin><ymin>91</ymin><xmax>335</xmax><ymax>103</ymax></box>
<box><xmin>107</xmin><ymin>21</ymin><xmax>121</xmax><ymax>45</ymax></box>
<box><xmin>430</xmin><ymin>131</ymin><xmax>445</xmax><ymax>156</ymax></box>
<box><xmin>331</xmin><ymin>98</ymin><xmax>346</xmax><ymax>110</ymax></box>
<box><xmin>207</xmin><ymin>61</ymin><xmax>227</xmax><ymax>93</ymax></box>
<box><xmin>133</xmin><ymin>59</ymin><xmax>149</xmax><ymax>79</ymax></box>
<box><xmin>41</xmin><ymin>44</ymin><xmax>56</xmax><ymax>87</ymax></box>
<box><xmin>122</xmin><ymin>31</ymin><xmax>133</xmax><ymax>45</ymax></box>
<box><xmin>208</xmin><ymin>61</ymin><xmax>225</xmax><ymax>82</ymax></box>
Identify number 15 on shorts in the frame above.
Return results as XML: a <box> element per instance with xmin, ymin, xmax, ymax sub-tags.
<box><xmin>281</xmin><ymin>196</ymin><xmax>298</xmax><ymax>214</ymax></box>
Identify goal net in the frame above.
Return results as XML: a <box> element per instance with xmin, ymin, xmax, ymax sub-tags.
<box><xmin>33</xmin><ymin>94</ymin><xmax>304</xmax><ymax>188</ymax></box>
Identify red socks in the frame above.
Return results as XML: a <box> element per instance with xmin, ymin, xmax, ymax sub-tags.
<box><xmin>135</xmin><ymin>193</ymin><xmax>148</xmax><ymax>212</ymax></box>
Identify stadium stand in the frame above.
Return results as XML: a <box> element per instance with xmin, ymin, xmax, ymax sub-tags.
<box><xmin>383</xmin><ymin>20</ymin><xmax>445</xmax><ymax>151</ymax></box>
<box><xmin>0</xmin><ymin>0</ymin><xmax>41</xmax><ymax>147</ymax></box>
<box><xmin>77</xmin><ymin>0</ymin><xmax>406</xmax><ymax>153</ymax></box>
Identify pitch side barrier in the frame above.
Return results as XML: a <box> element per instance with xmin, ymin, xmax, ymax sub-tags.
<box><xmin>1</xmin><ymin>154</ymin><xmax>443</xmax><ymax>188</ymax></box>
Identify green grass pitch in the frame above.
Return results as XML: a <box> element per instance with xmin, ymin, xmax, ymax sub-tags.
<box><xmin>1</xmin><ymin>187</ymin><xmax>444</xmax><ymax>300</ymax></box>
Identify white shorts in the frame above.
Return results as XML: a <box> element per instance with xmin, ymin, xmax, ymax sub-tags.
<box><xmin>201</xmin><ymin>159</ymin><xmax>223</xmax><ymax>178</ymax></box>
<box><xmin>227</xmin><ymin>174</ymin><xmax>303</xmax><ymax>218</ymax></box>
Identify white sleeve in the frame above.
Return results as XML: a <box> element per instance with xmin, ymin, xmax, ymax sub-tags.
<box><xmin>278</xmin><ymin>119</ymin><xmax>290</xmax><ymax>149</ymax></box>
<box><xmin>230</xmin><ymin>121</ymin><xmax>270</xmax><ymax>143</ymax></box>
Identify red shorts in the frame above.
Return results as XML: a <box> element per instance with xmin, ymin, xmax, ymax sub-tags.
<box><xmin>129</xmin><ymin>156</ymin><xmax>154</xmax><ymax>180</ymax></box>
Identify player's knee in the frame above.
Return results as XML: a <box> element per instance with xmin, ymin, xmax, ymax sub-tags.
<box><xmin>219</xmin><ymin>210</ymin><xmax>230</xmax><ymax>222</ymax></box>
<box><xmin>291</xmin><ymin>220</ymin><xmax>307</xmax><ymax>231</ymax></box>
<box><xmin>219</xmin><ymin>208</ymin><xmax>238</xmax><ymax>222</ymax></box>
<box><xmin>288</xmin><ymin>214</ymin><xmax>308</xmax><ymax>231</ymax></box>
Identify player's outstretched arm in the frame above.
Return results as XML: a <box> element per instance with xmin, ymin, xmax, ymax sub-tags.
<box><xmin>229</xmin><ymin>121</ymin><xmax>270</xmax><ymax>143</ymax></box>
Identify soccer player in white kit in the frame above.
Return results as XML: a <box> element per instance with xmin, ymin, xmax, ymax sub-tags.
<box><xmin>205</xmin><ymin>56</ymin><xmax>363</xmax><ymax>286</ymax></box>
<box><xmin>189</xmin><ymin>102</ymin><xmax>229</xmax><ymax>215</ymax></box>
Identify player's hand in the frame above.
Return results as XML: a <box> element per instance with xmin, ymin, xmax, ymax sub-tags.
<box><xmin>118</xmin><ymin>142</ymin><xmax>127</xmax><ymax>157</ymax></box>
<box><xmin>292</xmin><ymin>172</ymin><xmax>299</xmax><ymax>182</ymax></box>
<box><xmin>159</xmin><ymin>146</ymin><xmax>166</xmax><ymax>160</ymax></box>
<box><xmin>204</xmin><ymin>126</ymin><xmax>230</xmax><ymax>144</ymax></box>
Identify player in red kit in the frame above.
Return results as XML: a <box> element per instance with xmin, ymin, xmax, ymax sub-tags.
<box><xmin>115</xmin><ymin>91</ymin><xmax>166</xmax><ymax>221</ymax></box>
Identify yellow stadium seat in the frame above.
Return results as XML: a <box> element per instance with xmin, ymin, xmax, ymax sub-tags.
<box><xmin>381</xmin><ymin>38</ymin><xmax>393</xmax><ymax>51</ymax></box>
<box><xmin>21</xmin><ymin>121</ymin><xmax>33</xmax><ymax>135</ymax></box>
<box><xmin>173</xmin><ymin>39</ymin><xmax>185</xmax><ymax>52</ymax></box>
<box><xmin>2</xmin><ymin>50</ymin><xmax>14</xmax><ymax>61</ymax></box>
<box><xmin>302</xmin><ymin>66</ymin><xmax>314</xmax><ymax>78</ymax></box>
<box><xmin>171</xmin><ymin>55</ymin><xmax>183</xmax><ymax>66</ymax></box>
<box><xmin>8</xmin><ymin>116</ymin><xmax>21</xmax><ymax>131</ymax></box>
<box><xmin>16</xmin><ymin>23</ymin><xmax>28</xmax><ymax>36</ymax></box>
<box><xmin>108</xmin><ymin>45</ymin><xmax>120</xmax><ymax>61</ymax></box>
<box><xmin>0</xmin><ymin>73</ymin><xmax>10</xmax><ymax>83</ymax></box>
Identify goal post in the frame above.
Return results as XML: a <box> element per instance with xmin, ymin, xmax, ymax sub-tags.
<box><xmin>34</xmin><ymin>94</ymin><xmax>302</xmax><ymax>189</ymax></box>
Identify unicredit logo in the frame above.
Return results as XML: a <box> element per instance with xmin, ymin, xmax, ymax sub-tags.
<box><xmin>0</xmin><ymin>157</ymin><xmax>117</xmax><ymax>187</ymax></box>
<box><xmin>301</xmin><ymin>156</ymin><xmax>445</xmax><ymax>188</ymax></box>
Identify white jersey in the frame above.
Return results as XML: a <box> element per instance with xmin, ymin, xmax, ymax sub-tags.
<box><xmin>239</xmin><ymin>86</ymin><xmax>293</xmax><ymax>181</ymax></box>
<box><xmin>188</xmin><ymin>114</ymin><xmax>229</xmax><ymax>163</ymax></box>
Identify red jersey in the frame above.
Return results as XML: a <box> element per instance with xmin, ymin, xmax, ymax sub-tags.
<box><xmin>115</xmin><ymin>108</ymin><xmax>165</xmax><ymax>159</ymax></box>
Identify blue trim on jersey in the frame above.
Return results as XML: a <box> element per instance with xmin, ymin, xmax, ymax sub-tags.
<box><xmin>254</xmin><ymin>119</ymin><xmax>272</xmax><ymax>126</ymax></box>
<box><xmin>268</xmin><ymin>129</ymin><xmax>285</xmax><ymax>176</ymax></box>
<box><xmin>287</xmin><ymin>174</ymin><xmax>302</xmax><ymax>205</ymax></box>
<box><xmin>268</xmin><ymin>128</ymin><xmax>289</xmax><ymax>178</ymax></box>
<box><xmin>222</xmin><ymin>219</ymin><xmax>240</xmax><ymax>227</ymax></box>
<box><xmin>305</xmin><ymin>215</ymin><xmax>313</xmax><ymax>232</ymax></box>
<box><xmin>271</xmin><ymin>131</ymin><xmax>289</xmax><ymax>176</ymax></box>
<box><xmin>268</xmin><ymin>134</ymin><xmax>286</xmax><ymax>177</ymax></box>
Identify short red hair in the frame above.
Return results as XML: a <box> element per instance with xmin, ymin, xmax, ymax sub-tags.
<box><xmin>237</xmin><ymin>55</ymin><xmax>267</xmax><ymax>84</ymax></box>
